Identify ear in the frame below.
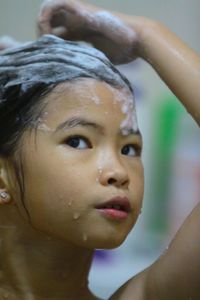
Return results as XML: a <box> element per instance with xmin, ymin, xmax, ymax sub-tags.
<box><xmin>0</xmin><ymin>158</ymin><xmax>12</xmax><ymax>204</ymax></box>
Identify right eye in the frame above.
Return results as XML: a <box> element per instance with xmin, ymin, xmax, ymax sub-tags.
<box><xmin>65</xmin><ymin>136</ymin><xmax>91</xmax><ymax>149</ymax></box>
<box><xmin>121</xmin><ymin>144</ymin><xmax>141</xmax><ymax>157</ymax></box>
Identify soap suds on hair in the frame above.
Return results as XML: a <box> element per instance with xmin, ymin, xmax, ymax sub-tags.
<box><xmin>106</xmin><ymin>85</ymin><xmax>138</xmax><ymax>135</ymax></box>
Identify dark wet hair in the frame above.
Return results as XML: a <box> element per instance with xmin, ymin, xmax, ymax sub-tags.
<box><xmin>0</xmin><ymin>34</ymin><xmax>133</xmax><ymax>158</ymax></box>
<box><xmin>0</xmin><ymin>35</ymin><xmax>133</xmax><ymax>214</ymax></box>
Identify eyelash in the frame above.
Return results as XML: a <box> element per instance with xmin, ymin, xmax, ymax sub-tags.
<box><xmin>121</xmin><ymin>144</ymin><xmax>142</xmax><ymax>157</ymax></box>
<box><xmin>64</xmin><ymin>135</ymin><xmax>141</xmax><ymax>156</ymax></box>
<box><xmin>65</xmin><ymin>135</ymin><xmax>91</xmax><ymax>149</ymax></box>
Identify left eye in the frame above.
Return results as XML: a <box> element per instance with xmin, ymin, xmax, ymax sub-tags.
<box><xmin>65</xmin><ymin>136</ymin><xmax>90</xmax><ymax>149</ymax></box>
<box><xmin>121</xmin><ymin>144</ymin><xmax>139</xmax><ymax>157</ymax></box>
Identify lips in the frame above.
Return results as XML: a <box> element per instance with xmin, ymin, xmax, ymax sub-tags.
<box><xmin>95</xmin><ymin>196</ymin><xmax>131</xmax><ymax>220</ymax></box>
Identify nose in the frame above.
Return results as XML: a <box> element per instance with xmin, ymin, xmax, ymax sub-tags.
<box><xmin>98</xmin><ymin>156</ymin><xmax>130</xmax><ymax>188</ymax></box>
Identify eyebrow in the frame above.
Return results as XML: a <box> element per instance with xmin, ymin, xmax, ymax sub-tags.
<box><xmin>55</xmin><ymin>116</ymin><xmax>142</xmax><ymax>137</ymax></box>
<box><xmin>55</xmin><ymin>117</ymin><xmax>103</xmax><ymax>133</ymax></box>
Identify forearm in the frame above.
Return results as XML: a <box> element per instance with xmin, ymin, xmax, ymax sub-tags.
<box><xmin>111</xmin><ymin>13</ymin><xmax>200</xmax><ymax>125</ymax></box>
<box><xmin>139</xmin><ymin>20</ymin><xmax>200</xmax><ymax>125</ymax></box>
<box><xmin>83</xmin><ymin>3</ymin><xmax>200</xmax><ymax>123</ymax></box>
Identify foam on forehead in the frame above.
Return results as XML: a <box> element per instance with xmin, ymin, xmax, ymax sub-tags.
<box><xmin>0</xmin><ymin>34</ymin><xmax>134</xmax><ymax>97</ymax></box>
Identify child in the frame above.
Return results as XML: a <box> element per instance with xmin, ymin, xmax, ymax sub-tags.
<box><xmin>0</xmin><ymin>1</ymin><xmax>199</xmax><ymax>300</ymax></box>
<box><xmin>0</xmin><ymin>34</ymin><xmax>143</xmax><ymax>300</ymax></box>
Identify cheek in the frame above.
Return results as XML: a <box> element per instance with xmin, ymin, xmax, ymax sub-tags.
<box><xmin>130</xmin><ymin>162</ymin><xmax>144</xmax><ymax>207</ymax></box>
<box><xmin>21</xmin><ymin>159</ymin><xmax>91</xmax><ymax>236</ymax></box>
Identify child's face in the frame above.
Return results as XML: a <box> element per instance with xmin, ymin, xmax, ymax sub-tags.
<box><xmin>14</xmin><ymin>79</ymin><xmax>144</xmax><ymax>249</ymax></box>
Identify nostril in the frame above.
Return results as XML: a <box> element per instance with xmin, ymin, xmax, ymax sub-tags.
<box><xmin>108</xmin><ymin>178</ymin><xmax>117</xmax><ymax>185</ymax></box>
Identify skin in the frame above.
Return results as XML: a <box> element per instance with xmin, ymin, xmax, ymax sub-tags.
<box><xmin>0</xmin><ymin>79</ymin><xmax>144</xmax><ymax>300</ymax></box>
<box><xmin>36</xmin><ymin>1</ymin><xmax>200</xmax><ymax>300</ymax></box>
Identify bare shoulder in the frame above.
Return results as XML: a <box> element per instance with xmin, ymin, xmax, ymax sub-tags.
<box><xmin>108</xmin><ymin>269</ymin><xmax>148</xmax><ymax>300</ymax></box>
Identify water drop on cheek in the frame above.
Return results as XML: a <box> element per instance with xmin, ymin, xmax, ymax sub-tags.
<box><xmin>68</xmin><ymin>201</ymin><xmax>72</xmax><ymax>207</ymax></box>
<box><xmin>73</xmin><ymin>212</ymin><xmax>81</xmax><ymax>220</ymax></box>
<box><xmin>98</xmin><ymin>166</ymin><xmax>103</xmax><ymax>174</ymax></box>
<box><xmin>96</xmin><ymin>166</ymin><xmax>103</xmax><ymax>183</ymax></box>
<box><xmin>83</xmin><ymin>233</ymin><xmax>88</xmax><ymax>242</ymax></box>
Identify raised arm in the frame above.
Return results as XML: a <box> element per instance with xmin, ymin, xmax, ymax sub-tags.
<box><xmin>38</xmin><ymin>0</ymin><xmax>200</xmax><ymax>125</ymax></box>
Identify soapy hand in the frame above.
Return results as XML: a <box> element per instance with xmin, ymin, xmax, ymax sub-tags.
<box><xmin>37</xmin><ymin>0</ymin><xmax>140</xmax><ymax>64</ymax></box>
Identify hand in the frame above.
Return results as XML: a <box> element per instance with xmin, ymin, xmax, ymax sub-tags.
<box><xmin>37</xmin><ymin>0</ymin><xmax>140</xmax><ymax>64</ymax></box>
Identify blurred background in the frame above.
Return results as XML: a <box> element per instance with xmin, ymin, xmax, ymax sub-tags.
<box><xmin>0</xmin><ymin>0</ymin><xmax>200</xmax><ymax>298</ymax></box>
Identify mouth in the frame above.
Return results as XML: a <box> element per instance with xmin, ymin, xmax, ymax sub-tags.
<box><xmin>95</xmin><ymin>196</ymin><xmax>131</xmax><ymax>220</ymax></box>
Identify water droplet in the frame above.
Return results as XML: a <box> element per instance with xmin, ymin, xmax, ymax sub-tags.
<box><xmin>98</xmin><ymin>167</ymin><xmax>103</xmax><ymax>174</ymax></box>
<box><xmin>68</xmin><ymin>201</ymin><xmax>72</xmax><ymax>207</ymax></box>
<box><xmin>73</xmin><ymin>212</ymin><xmax>80</xmax><ymax>220</ymax></box>
<box><xmin>83</xmin><ymin>233</ymin><xmax>88</xmax><ymax>241</ymax></box>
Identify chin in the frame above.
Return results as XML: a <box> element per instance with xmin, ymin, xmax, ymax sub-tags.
<box><xmin>82</xmin><ymin>232</ymin><xmax>128</xmax><ymax>250</ymax></box>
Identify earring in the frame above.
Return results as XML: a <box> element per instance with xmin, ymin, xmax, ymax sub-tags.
<box><xmin>0</xmin><ymin>191</ymin><xmax>10</xmax><ymax>203</ymax></box>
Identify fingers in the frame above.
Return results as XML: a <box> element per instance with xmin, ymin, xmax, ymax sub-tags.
<box><xmin>38</xmin><ymin>0</ymin><xmax>68</xmax><ymax>35</ymax></box>
<box><xmin>38</xmin><ymin>0</ymin><xmax>58</xmax><ymax>35</ymax></box>
<box><xmin>37</xmin><ymin>0</ymin><xmax>84</xmax><ymax>36</ymax></box>
<box><xmin>37</xmin><ymin>0</ymin><xmax>138</xmax><ymax>64</ymax></box>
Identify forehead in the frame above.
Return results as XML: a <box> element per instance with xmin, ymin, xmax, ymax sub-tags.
<box><xmin>44</xmin><ymin>78</ymin><xmax>135</xmax><ymax>114</ymax></box>
<box><xmin>28</xmin><ymin>78</ymin><xmax>140</xmax><ymax>143</ymax></box>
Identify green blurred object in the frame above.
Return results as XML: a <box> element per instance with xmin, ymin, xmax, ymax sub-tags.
<box><xmin>148</xmin><ymin>93</ymin><xmax>185</xmax><ymax>235</ymax></box>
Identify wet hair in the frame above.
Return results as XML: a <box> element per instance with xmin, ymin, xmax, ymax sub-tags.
<box><xmin>0</xmin><ymin>34</ymin><xmax>133</xmax><ymax>157</ymax></box>
<box><xmin>0</xmin><ymin>35</ymin><xmax>133</xmax><ymax>214</ymax></box>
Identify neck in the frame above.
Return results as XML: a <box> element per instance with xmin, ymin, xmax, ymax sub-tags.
<box><xmin>0</xmin><ymin>218</ymin><xmax>96</xmax><ymax>299</ymax></box>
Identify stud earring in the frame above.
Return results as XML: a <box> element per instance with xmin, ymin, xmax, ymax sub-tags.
<box><xmin>0</xmin><ymin>191</ymin><xmax>10</xmax><ymax>203</ymax></box>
